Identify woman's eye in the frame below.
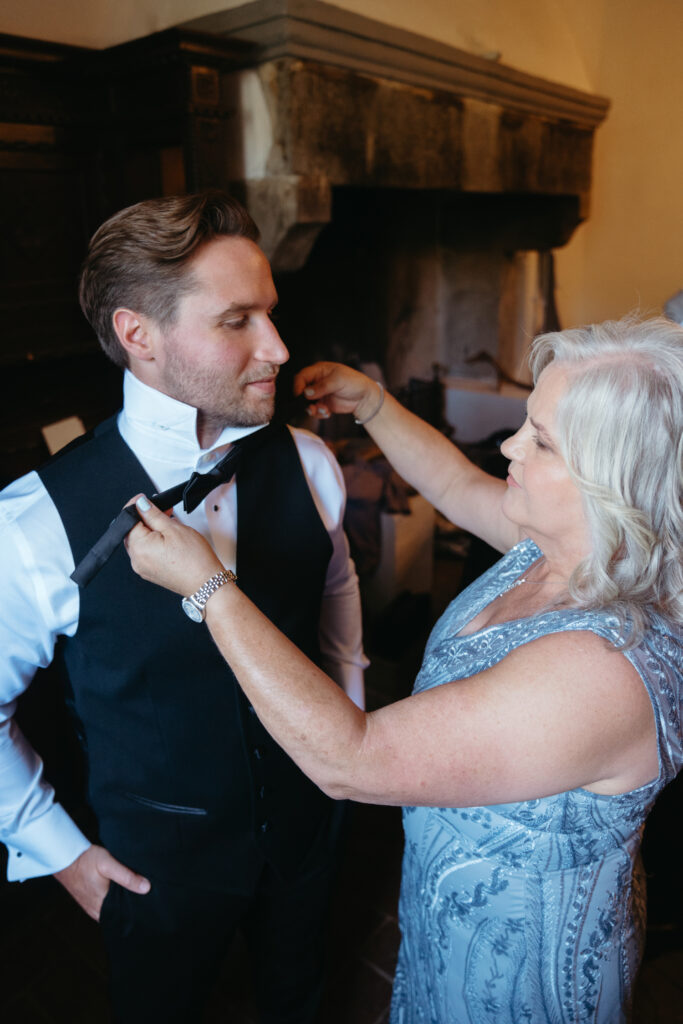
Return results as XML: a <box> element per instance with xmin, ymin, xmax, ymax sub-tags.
<box><xmin>533</xmin><ymin>435</ymin><xmax>550</xmax><ymax>451</ymax></box>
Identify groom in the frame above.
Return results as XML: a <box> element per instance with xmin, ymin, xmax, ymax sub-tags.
<box><xmin>0</xmin><ymin>191</ymin><xmax>365</xmax><ymax>1022</ymax></box>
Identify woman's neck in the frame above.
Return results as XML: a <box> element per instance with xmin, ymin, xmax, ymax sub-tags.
<box><xmin>524</xmin><ymin>530</ymin><xmax>589</xmax><ymax>587</ymax></box>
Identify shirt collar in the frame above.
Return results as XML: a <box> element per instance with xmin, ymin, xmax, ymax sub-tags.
<box><xmin>120</xmin><ymin>371</ymin><xmax>266</xmax><ymax>471</ymax></box>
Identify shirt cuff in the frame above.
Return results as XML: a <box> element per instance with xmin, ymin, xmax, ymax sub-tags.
<box><xmin>5</xmin><ymin>803</ymin><xmax>91</xmax><ymax>881</ymax></box>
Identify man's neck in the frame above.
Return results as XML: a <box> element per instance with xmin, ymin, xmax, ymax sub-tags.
<box><xmin>196</xmin><ymin>413</ymin><xmax>225</xmax><ymax>450</ymax></box>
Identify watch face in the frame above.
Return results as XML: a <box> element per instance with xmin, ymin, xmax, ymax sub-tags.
<box><xmin>181</xmin><ymin>597</ymin><xmax>204</xmax><ymax>623</ymax></box>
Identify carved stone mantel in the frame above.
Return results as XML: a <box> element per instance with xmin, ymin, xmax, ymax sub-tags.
<box><xmin>183</xmin><ymin>0</ymin><xmax>609</xmax><ymax>270</ymax></box>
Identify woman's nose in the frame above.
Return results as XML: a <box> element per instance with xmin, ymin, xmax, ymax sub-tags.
<box><xmin>500</xmin><ymin>424</ymin><xmax>525</xmax><ymax>461</ymax></box>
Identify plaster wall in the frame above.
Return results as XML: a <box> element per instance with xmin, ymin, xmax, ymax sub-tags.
<box><xmin>552</xmin><ymin>0</ymin><xmax>683</xmax><ymax>326</ymax></box>
<box><xmin>1</xmin><ymin>0</ymin><xmax>681</xmax><ymax>329</ymax></box>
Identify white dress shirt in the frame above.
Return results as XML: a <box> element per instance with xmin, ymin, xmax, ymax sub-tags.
<box><xmin>0</xmin><ymin>372</ymin><xmax>366</xmax><ymax>882</ymax></box>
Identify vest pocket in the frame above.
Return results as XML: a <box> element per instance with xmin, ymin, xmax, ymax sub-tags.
<box><xmin>122</xmin><ymin>791</ymin><xmax>208</xmax><ymax>816</ymax></box>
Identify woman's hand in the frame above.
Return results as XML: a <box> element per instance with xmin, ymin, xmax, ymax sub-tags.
<box><xmin>293</xmin><ymin>362</ymin><xmax>381</xmax><ymax>422</ymax></box>
<box><xmin>125</xmin><ymin>496</ymin><xmax>223</xmax><ymax>596</ymax></box>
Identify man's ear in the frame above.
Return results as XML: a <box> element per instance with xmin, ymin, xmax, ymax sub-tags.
<box><xmin>112</xmin><ymin>308</ymin><xmax>156</xmax><ymax>363</ymax></box>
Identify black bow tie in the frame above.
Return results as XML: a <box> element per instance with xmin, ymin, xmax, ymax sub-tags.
<box><xmin>71</xmin><ymin>422</ymin><xmax>277</xmax><ymax>588</ymax></box>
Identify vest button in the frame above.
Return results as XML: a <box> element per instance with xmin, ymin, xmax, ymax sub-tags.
<box><xmin>259</xmin><ymin>786</ymin><xmax>266</xmax><ymax>799</ymax></box>
<box><xmin>248</xmin><ymin>704</ymin><xmax>256</xmax><ymax>715</ymax></box>
<box><xmin>253</xmin><ymin>747</ymin><xmax>262</xmax><ymax>759</ymax></box>
<box><xmin>260</xmin><ymin>821</ymin><xmax>270</xmax><ymax>833</ymax></box>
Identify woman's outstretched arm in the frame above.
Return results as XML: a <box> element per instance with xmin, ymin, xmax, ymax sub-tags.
<box><xmin>125</xmin><ymin>498</ymin><xmax>657</xmax><ymax>809</ymax></box>
<box><xmin>294</xmin><ymin>362</ymin><xmax>518</xmax><ymax>553</ymax></box>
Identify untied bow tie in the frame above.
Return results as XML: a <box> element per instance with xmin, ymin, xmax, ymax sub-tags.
<box><xmin>71</xmin><ymin>421</ymin><xmax>277</xmax><ymax>588</ymax></box>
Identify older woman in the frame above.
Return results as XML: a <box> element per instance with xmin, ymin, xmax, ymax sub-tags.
<box><xmin>126</xmin><ymin>316</ymin><xmax>682</xmax><ymax>1023</ymax></box>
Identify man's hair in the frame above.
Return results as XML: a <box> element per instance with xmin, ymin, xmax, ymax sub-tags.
<box><xmin>529</xmin><ymin>314</ymin><xmax>683</xmax><ymax>642</ymax></box>
<box><xmin>79</xmin><ymin>191</ymin><xmax>260</xmax><ymax>369</ymax></box>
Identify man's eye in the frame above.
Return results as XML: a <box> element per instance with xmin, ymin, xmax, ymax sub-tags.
<box><xmin>222</xmin><ymin>317</ymin><xmax>248</xmax><ymax>330</ymax></box>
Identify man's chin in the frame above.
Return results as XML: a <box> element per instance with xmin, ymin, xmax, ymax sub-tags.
<box><xmin>225</xmin><ymin>398</ymin><xmax>275</xmax><ymax>428</ymax></box>
<box><xmin>248</xmin><ymin>394</ymin><xmax>276</xmax><ymax>423</ymax></box>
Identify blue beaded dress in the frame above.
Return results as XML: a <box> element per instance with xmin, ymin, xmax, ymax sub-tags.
<box><xmin>391</xmin><ymin>540</ymin><xmax>683</xmax><ymax>1024</ymax></box>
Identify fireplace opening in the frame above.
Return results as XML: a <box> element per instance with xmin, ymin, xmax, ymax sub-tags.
<box><xmin>271</xmin><ymin>183</ymin><xmax>567</xmax><ymax>614</ymax></box>
<box><xmin>274</xmin><ymin>184</ymin><xmax>566</xmax><ymax>437</ymax></box>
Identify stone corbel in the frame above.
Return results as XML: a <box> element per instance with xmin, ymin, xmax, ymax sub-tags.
<box><xmin>242</xmin><ymin>173</ymin><xmax>332</xmax><ymax>272</ymax></box>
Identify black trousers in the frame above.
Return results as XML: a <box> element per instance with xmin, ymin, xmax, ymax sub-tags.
<box><xmin>99</xmin><ymin>855</ymin><xmax>336</xmax><ymax>1024</ymax></box>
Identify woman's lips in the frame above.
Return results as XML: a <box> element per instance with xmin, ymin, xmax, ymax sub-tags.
<box><xmin>506</xmin><ymin>473</ymin><xmax>521</xmax><ymax>488</ymax></box>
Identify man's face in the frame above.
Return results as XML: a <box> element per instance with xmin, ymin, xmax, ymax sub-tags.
<box><xmin>148</xmin><ymin>235</ymin><xmax>289</xmax><ymax>440</ymax></box>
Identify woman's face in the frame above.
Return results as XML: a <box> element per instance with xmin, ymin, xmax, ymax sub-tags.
<box><xmin>500</xmin><ymin>364</ymin><xmax>590</xmax><ymax>561</ymax></box>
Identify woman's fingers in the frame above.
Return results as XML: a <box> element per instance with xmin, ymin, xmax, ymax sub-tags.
<box><xmin>294</xmin><ymin>365</ymin><xmax>339</xmax><ymax>417</ymax></box>
<box><xmin>134</xmin><ymin>494</ymin><xmax>171</xmax><ymax>525</ymax></box>
<box><xmin>293</xmin><ymin>361</ymin><xmax>372</xmax><ymax>417</ymax></box>
<box><xmin>292</xmin><ymin>361</ymin><xmax>338</xmax><ymax>399</ymax></box>
<box><xmin>125</xmin><ymin>494</ymin><xmax>223</xmax><ymax>596</ymax></box>
<box><xmin>124</xmin><ymin>496</ymin><xmax>167</xmax><ymax>578</ymax></box>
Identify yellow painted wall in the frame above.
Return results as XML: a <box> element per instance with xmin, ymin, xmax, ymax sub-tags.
<box><xmin>552</xmin><ymin>0</ymin><xmax>683</xmax><ymax>325</ymax></box>
<box><xmin>2</xmin><ymin>0</ymin><xmax>681</xmax><ymax>328</ymax></box>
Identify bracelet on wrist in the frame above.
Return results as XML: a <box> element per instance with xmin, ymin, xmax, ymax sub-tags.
<box><xmin>354</xmin><ymin>382</ymin><xmax>385</xmax><ymax>426</ymax></box>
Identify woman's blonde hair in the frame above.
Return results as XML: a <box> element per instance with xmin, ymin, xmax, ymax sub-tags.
<box><xmin>530</xmin><ymin>314</ymin><xmax>683</xmax><ymax>643</ymax></box>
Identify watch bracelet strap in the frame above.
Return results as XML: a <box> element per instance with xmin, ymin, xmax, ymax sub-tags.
<box><xmin>191</xmin><ymin>569</ymin><xmax>238</xmax><ymax>608</ymax></box>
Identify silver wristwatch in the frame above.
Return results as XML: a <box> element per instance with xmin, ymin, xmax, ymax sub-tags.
<box><xmin>181</xmin><ymin>569</ymin><xmax>237</xmax><ymax>623</ymax></box>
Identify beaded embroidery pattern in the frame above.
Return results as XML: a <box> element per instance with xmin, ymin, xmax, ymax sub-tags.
<box><xmin>391</xmin><ymin>539</ymin><xmax>682</xmax><ymax>1024</ymax></box>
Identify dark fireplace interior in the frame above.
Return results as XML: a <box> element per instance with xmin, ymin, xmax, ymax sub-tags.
<box><xmin>273</xmin><ymin>185</ymin><xmax>575</xmax><ymax>384</ymax></box>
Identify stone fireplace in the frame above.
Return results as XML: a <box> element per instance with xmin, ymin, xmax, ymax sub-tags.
<box><xmin>184</xmin><ymin>0</ymin><xmax>609</xmax><ymax>393</ymax></box>
<box><xmin>177</xmin><ymin>0</ymin><xmax>609</xmax><ymax>602</ymax></box>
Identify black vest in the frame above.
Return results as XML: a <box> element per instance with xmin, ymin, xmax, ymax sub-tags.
<box><xmin>38</xmin><ymin>417</ymin><xmax>334</xmax><ymax>889</ymax></box>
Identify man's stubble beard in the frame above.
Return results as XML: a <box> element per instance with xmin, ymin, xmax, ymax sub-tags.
<box><xmin>161</xmin><ymin>349</ymin><xmax>279</xmax><ymax>430</ymax></box>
